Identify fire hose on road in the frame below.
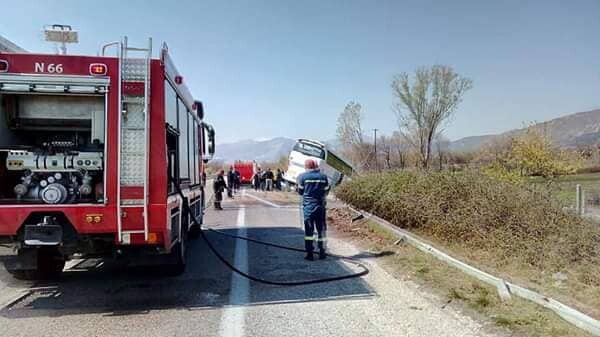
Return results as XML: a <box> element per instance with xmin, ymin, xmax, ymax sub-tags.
<box><xmin>172</xmin><ymin>179</ymin><xmax>369</xmax><ymax>286</ymax></box>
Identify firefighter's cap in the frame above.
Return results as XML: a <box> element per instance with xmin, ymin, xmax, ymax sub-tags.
<box><xmin>304</xmin><ymin>159</ymin><xmax>318</xmax><ymax>170</ymax></box>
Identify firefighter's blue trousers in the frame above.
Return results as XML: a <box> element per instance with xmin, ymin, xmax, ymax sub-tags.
<box><xmin>304</xmin><ymin>205</ymin><xmax>326</xmax><ymax>253</ymax></box>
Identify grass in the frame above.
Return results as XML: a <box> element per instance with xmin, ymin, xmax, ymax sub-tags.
<box><xmin>365</xmin><ymin>221</ymin><xmax>398</xmax><ymax>241</ymax></box>
<box><xmin>328</xmin><ymin>211</ymin><xmax>594</xmax><ymax>337</ymax></box>
<box><xmin>528</xmin><ymin>172</ymin><xmax>600</xmax><ymax>206</ymax></box>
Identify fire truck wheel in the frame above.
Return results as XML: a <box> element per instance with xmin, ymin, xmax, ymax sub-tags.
<box><xmin>188</xmin><ymin>224</ymin><xmax>201</xmax><ymax>240</ymax></box>
<box><xmin>165</xmin><ymin>237</ymin><xmax>186</xmax><ymax>276</ymax></box>
<box><xmin>37</xmin><ymin>247</ymin><xmax>66</xmax><ymax>279</ymax></box>
<box><xmin>7</xmin><ymin>248</ymin><xmax>65</xmax><ymax>280</ymax></box>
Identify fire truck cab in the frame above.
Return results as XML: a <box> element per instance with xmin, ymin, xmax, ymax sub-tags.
<box><xmin>0</xmin><ymin>38</ymin><xmax>215</xmax><ymax>278</ymax></box>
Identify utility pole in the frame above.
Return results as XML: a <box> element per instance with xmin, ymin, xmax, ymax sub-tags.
<box><xmin>373</xmin><ymin>128</ymin><xmax>378</xmax><ymax>171</ymax></box>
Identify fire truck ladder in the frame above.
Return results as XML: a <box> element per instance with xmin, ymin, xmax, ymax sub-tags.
<box><xmin>117</xmin><ymin>37</ymin><xmax>152</xmax><ymax>242</ymax></box>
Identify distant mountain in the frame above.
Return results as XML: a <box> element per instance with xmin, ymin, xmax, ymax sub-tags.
<box><xmin>216</xmin><ymin>109</ymin><xmax>600</xmax><ymax>160</ymax></box>
<box><xmin>449</xmin><ymin>135</ymin><xmax>495</xmax><ymax>152</ymax></box>
<box><xmin>524</xmin><ymin>109</ymin><xmax>600</xmax><ymax>147</ymax></box>
<box><xmin>215</xmin><ymin>137</ymin><xmax>296</xmax><ymax>163</ymax></box>
<box><xmin>449</xmin><ymin>109</ymin><xmax>600</xmax><ymax>152</ymax></box>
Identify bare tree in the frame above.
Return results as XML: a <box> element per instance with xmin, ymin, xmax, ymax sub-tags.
<box><xmin>392</xmin><ymin>65</ymin><xmax>472</xmax><ymax>169</ymax></box>
<box><xmin>390</xmin><ymin>131</ymin><xmax>408</xmax><ymax>169</ymax></box>
<box><xmin>378</xmin><ymin>135</ymin><xmax>393</xmax><ymax>169</ymax></box>
<box><xmin>336</xmin><ymin>101</ymin><xmax>364</xmax><ymax>146</ymax></box>
<box><xmin>336</xmin><ymin>101</ymin><xmax>371</xmax><ymax>171</ymax></box>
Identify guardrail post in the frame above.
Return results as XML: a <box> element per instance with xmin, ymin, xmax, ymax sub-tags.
<box><xmin>576</xmin><ymin>184</ymin><xmax>582</xmax><ymax>215</ymax></box>
<box><xmin>581</xmin><ymin>189</ymin><xmax>586</xmax><ymax>216</ymax></box>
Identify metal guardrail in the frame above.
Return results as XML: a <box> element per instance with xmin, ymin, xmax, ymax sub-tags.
<box><xmin>349</xmin><ymin>207</ymin><xmax>600</xmax><ymax>336</ymax></box>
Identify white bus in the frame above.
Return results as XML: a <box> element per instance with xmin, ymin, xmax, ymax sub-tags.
<box><xmin>283</xmin><ymin>139</ymin><xmax>354</xmax><ymax>187</ymax></box>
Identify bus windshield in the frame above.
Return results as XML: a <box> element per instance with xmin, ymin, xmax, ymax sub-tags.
<box><xmin>293</xmin><ymin>141</ymin><xmax>325</xmax><ymax>159</ymax></box>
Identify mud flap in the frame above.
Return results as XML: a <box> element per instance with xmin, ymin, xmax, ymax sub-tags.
<box><xmin>24</xmin><ymin>224</ymin><xmax>63</xmax><ymax>246</ymax></box>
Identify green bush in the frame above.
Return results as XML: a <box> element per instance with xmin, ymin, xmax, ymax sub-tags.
<box><xmin>337</xmin><ymin>171</ymin><xmax>600</xmax><ymax>278</ymax></box>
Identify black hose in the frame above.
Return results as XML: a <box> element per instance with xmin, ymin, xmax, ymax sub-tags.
<box><xmin>172</xmin><ymin>179</ymin><xmax>369</xmax><ymax>286</ymax></box>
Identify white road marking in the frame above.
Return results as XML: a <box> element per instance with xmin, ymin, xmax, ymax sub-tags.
<box><xmin>244</xmin><ymin>192</ymin><xmax>282</xmax><ymax>208</ymax></box>
<box><xmin>219</xmin><ymin>190</ymin><xmax>249</xmax><ymax>337</ymax></box>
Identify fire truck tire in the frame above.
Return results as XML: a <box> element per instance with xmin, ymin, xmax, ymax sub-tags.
<box><xmin>7</xmin><ymin>247</ymin><xmax>65</xmax><ymax>280</ymax></box>
<box><xmin>164</xmin><ymin>237</ymin><xmax>186</xmax><ymax>276</ymax></box>
<box><xmin>188</xmin><ymin>225</ymin><xmax>201</xmax><ymax>240</ymax></box>
<box><xmin>188</xmin><ymin>212</ymin><xmax>202</xmax><ymax>240</ymax></box>
<box><xmin>37</xmin><ymin>248</ymin><xmax>66</xmax><ymax>279</ymax></box>
<box><xmin>188</xmin><ymin>192</ymin><xmax>203</xmax><ymax>240</ymax></box>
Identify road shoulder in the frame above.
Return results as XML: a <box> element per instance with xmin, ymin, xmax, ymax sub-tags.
<box><xmin>326</xmin><ymin>207</ymin><xmax>594</xmax><ymax>337</ymax></box>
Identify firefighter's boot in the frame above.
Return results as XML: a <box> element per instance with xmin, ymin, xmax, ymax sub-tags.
<box><xmin>319</xmin><ymin>251</ymin><xmax>326</xmax><ymax>260</ymax></box>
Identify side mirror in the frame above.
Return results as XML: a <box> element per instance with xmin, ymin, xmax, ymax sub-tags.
<box><xmin>194</xmin><ymin>100</ymin><xmax>204</xmax><ymax>120</ymax></box>
<box><xmin>202</xmin><ymin>123</ymin><xmax>215</xmax><ymax>163</ymax></box>
<box><xmin>208</xmin><ymin>125</ymin><xmax>215</xmax><ymax>157</ymax></box>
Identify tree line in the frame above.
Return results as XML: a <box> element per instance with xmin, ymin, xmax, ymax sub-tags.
<box><xmin>336</xmin><ymin>64</ymin><xmax>472</xmax><ymax>171</ymax></box>
<box><xmin>336</xmin><ymin>64</ymin><xmax>588</xmax><ymax>178</ymax></box>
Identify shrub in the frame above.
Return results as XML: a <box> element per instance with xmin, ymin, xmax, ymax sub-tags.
<box><xmin>337</xmin><ymin>171</ymin><xmax>600</xmax><ymax>277</ymax></box>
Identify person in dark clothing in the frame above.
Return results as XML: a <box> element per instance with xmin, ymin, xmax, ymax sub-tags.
<box><xmin>260</xmin><ymin>170</ymin><xmax>266</xmax><ymax>191</ymax></box>
<box><xmin>265</xmin><ymin>168</ymin><xmax>274</xmax><ymax>191</ymax></box>
<box><xmin>297</xmin><ymin>159</ymin><xmax>330</xmax><ymax>260</ymax></box>
<box><xmin>253</xmin><ymin>168</ymin><xmax>262</xmax><ymax>191</ymax></box>
<box><xmin>213</xmin><ymin>170</ymin><xmax>227</xmax><ymax>210</ymax></box>
<box><xmin>275</xmin><ymin>169</ymin><xmax>283</xmax><ymax>190</ymax></box>
<box><xmin>227</xmin><ymin>167</ymin><xmax>236</xmax><ymax>198</ymax></box>
<box><xmin>234</xmin><ymin>169</ymin><xmax>241</xmax><ymax>192</ymax></box>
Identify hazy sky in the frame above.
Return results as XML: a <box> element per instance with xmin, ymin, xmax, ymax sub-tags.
<box><xmin>2</xmin><ymin>0</ymin><xmax>599</xmax><ymax>144</ymax></box>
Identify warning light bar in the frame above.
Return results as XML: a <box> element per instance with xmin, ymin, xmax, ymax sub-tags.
<box><xmin>0</xmin><ymin>60</ymin><xmax>8</xmax><ymax>73</ymax></box>
<box><xmin>89</xmin><ymin>63</ymin><xmax>107</xmax><ymax>76</ymax></box>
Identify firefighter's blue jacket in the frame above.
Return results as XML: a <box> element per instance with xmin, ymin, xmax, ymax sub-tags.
<box><xmin>297</xmin><ymin>169</ymin><xmax>330</xmax><ymax>217</ymax></box>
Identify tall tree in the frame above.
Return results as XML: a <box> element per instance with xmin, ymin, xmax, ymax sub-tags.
<box><xmin>336</xmin><ymin>101</ymin><xmax>364</xmax><ymax>146</ymax></box>
<box><xmin>392</xmin><ymin>65</ymin><xmax>472</xmax><ymax>169</ymax></box>
<box><xmin>336</xmin><ymin>101</ymin><xmax>370</xmax><ymax>170</ymax></box>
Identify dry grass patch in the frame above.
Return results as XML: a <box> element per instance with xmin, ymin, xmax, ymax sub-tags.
<box><xmin>335</xmin><ymin>172</ymin><xmax>600</xmax><ymax>319</ymax></box>
<box><xmin>328</xmin><ymin>207</ymin><xmax>594</xmax><ymax>337</ymax></box>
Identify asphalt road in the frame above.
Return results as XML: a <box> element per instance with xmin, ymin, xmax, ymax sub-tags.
<box><xmin>0</xmin><ymin>189</ymin><xmax>498</xmax><ymax>337</ymax></box>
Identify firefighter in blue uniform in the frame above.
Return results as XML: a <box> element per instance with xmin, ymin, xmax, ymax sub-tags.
<box><xmin>297</xmin><ymin>159</ymin><xmax>330</xmax><ymax>260</ymax></box>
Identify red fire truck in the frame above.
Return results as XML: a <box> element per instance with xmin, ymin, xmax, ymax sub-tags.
<box><xmin>233</xmin><ymin>161</ymin><xmax>255</xmax><ymax>184</ymax></box>
<box><xmin>0</xmin><ymin>37</ymin><xmax>215</xmax><ymax>278</ymax></box>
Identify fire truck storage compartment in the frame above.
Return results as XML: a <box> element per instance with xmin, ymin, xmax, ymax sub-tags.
<box><xmin>0</xmin><ymin>92</ymin><xmax>105</xmax><ymax>205</ymax></box>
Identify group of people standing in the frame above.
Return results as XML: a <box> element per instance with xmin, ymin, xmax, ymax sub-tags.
<box><xmin>252</xmin><ymin>168</ymin><xmax>283</xmax><ymax>192</ymax></box>
<box><xmin>212</xmin><ymin>166</ymin><xmax>285</xmax><ymax>210</ymax></box>
<box><xmin>212</xmin><ymin>159</ymin><xmax>331</xmax><ymax>260</ymax></box>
